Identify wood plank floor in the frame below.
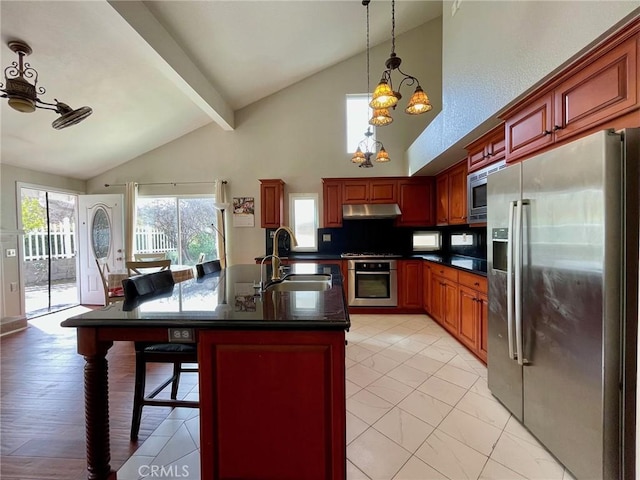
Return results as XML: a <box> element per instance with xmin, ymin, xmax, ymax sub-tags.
<box><xmin>0</xmin><ymin>306</ymin><xmax>196</xmax><ymax>480</ymax></box>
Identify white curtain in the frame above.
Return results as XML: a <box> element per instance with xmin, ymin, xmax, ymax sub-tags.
<box><xmin>213</xmin><ymin>179</ymin><xmax>229</xmax><ymax>268</ymax></box>
<box><xmin>124</xmin><ymin>181</ymin><xmax>138</xmax><ymax>262</ymax></box>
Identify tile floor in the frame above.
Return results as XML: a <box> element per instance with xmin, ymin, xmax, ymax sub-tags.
<box><xmin>118</xmin><ymin>314</ymin><xmax>576</xmax><ymax>480</ymax></box>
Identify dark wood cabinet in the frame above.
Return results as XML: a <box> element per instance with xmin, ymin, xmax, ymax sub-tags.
<box><xmin>396</xmin><ymin>178</ymin><xmax>434</xmax><ymax>226</ymax></box>
<box><xmin>466</xmin><ymin>124</ymin><xmax>506</xmax><ymax>173</ymax></box>
<box><xmin>199</xmin><ymin>329</ymin><xmax>346</xmax><ymax>480</ymax></box>
<box><xmin>435</xmin><ymin>161</ymin><xmax>467</xmax><ymax>225</ymax></box>
<box><xmin>259</xmin><ymin>179</ymin><xmax>284</xmax><ymax>228</ymax></box>
<box><xmin>369</xmin><ymin>179</ymin><xmax>397</xmax><ymax>203</ymax></box>
<box><xmin>448</xmin><ymin>163</ymin><xmax>467</xmax><ymax>224</ymax></box>
<box><xmin>422</xmin><ymin>262</ymin><xmax>432</xmax><ymax>312</ymax></box>
<box><xmin>323</xmin><ymin>177</ymin><xmax>433</xmax><ymax>228</ymax></box>
<box><xmin>430</xmin><ymin>264</ymin><xmax>459</xmax><ymax>335</ymax></box>
<box><xmin>343</xmin><ymin>179</ymin><xmax>396</xmax><ymax>204</ymax></box>
<box><xmin>424</xmin><ymin>262</ymin><xmax>487</xmax><ymax>363</ymax></box>
<box><xmin>504</xmin><ymin>93</ymin><xmax>555</xmax><ymax>162</ymax></box>
<box><xmin>342</xmin><ymin>179</ymin><xmax>369</xmax><ymax>204</ymax></box>
<box><xmin>322</xmin><ymin>179</ymin><xmax>343</xmax><ymax>227</ymax></box>
<box><xmin>553</xmin><ymin>34</ymin><xmax>637</xmax><ymax>141</ymax></box>
<box><xmin>504</xmin><ymin>27</ymin><xmax>639</xmax><ymax>163</ymax></box>
<box><xmin>458</xmin><ymin>271</ymin><xmax>488</xmax><ymax>362</ymax></box>
<box><xmin>442</xmin><ymin>279</ymin><xmax>459</xmax><ymax>335</ymax></box>
<box><xmin>478</xmin><ymin>292</ymin><xmax>489</xmax><ymax>363</ymax></box>
<box><xmin>458</xmin><ymin>285</ymin><xmax>479</xmax><ymax>351</ymax></box>
<box><xmin>399</xmin><ymin>260</ymin><xmax>423</xmax><ymax>309</ymax></box>
<box><xmin>435</xmin><ymin>174</ymin><xmax>449</xmax><ymax>225</ymax></box>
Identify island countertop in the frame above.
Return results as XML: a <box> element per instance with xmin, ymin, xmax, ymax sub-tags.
<box><xmin>61</xmin><ymin>263</ymin><xmax>350</xmax><ymax>330</ymax></box>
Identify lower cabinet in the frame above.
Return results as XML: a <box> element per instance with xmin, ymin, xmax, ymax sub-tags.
<box><xmin>198</xmin><ymin>329</ymin><xmax>346</xmax><ymax>480</ymax></box>
<box><xmin>399</xmin><ymin>260</ymin><xmax>423</xmax><ymax>309</ymax></box>
<box><xmin>422</xmin><ymin>262</ymin><xmax>431</xmax><ymax>312</ymax></box>
<box><xmin>425</xmin><ymin>261</ymin><xmax>488</xmax><ymax>363</ymax></box>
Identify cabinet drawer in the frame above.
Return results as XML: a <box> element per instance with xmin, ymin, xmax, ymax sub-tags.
<box><xmin>458</xmin><ymin>271</ymin><xmax>487</xmax><ymax>292</ymax></box>
<box><xmin>431</xmin><ymin>265</ymin><xmax>459</xmax><ymax>283</ymax></box>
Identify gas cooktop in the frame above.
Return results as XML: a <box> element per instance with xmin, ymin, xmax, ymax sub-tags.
<box><xmin>340</xmin><ymin>252</ymin><xmax>403</xmax><ymax>259</ymax></box>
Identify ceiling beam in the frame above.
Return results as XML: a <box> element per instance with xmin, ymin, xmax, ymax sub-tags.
<box><xmin>107</xmin><ymin>0</ymin><xmax>234</xmax><ymax>131</ymax></box>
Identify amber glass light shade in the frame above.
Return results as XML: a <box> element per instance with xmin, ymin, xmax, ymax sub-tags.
<box><xmin>405</xmin><ymin>86</ymin><xmax>432</xmax><ymax>115</ymax></box>
<box><xmin>376</xmin><ymin>147</ymin><xmax>390</xmax><ymax>163</ymax></box>
<box><xmin>351</xmin><ymin>147</ymin><xmax>366</xmax><ymax>164</ymax></box>
<box><xmin>370</xmin><ymin>79</ymin><xmax>398</xmax><ymax>109</ymax></box>
<box><xmin>369</xmin><ymin>108</ymin><xmax>393</xmax><ymax>127</ymax></box>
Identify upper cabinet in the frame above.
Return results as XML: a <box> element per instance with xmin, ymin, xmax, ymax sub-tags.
<box><xmin>503</xmin><ymin>24</ymin><xmax>639</xmax><ymax>163</ymax></box>
<box><xmin>342</xmin><ymin>179</ymin><xmax>397</xmax><ymax>204</ymax></box>
<box><xmin>435</xmin><ymin>161</ymin><xmax>467</xmax><ymax>225</ymax></box>
<box><xmin>465</xmin><ymin>124</ymin><xmax>506</xmax><ymax>173</ymax></box>
<box><xmin>396</xmin><ymin>178</ymin><xmax>434</xmax><ymax>227</ymax></box>
<box><xmin>322</xmin><ymin>179</ymin><xmax>343</xmax><ymax>228</ymax></box>
<box><xmin>322</xmin><ymin>177</ymin><xmax>434</xmax><ymax>228</ymax></box>
<box><xmin>259</xmin><ymin>179</ymin><xmax>284</xmax><ymax>228</ymax></box>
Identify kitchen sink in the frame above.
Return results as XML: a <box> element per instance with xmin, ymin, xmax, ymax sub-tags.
<box><xmin>264</xmin><ymin>273</ymin><xmax>332</xmax><ymax>292</ymax></box>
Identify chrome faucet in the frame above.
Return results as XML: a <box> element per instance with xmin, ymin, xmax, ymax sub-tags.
<box><xmin>271</xmin><ymin>226</ymin><xmax>297</xmax><ymax>281</ymax></box>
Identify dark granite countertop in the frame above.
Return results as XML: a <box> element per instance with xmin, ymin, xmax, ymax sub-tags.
<box><xmin>255</xmin><ymin>253</ymin><xmax>487</xmax><ymax>276</ymax></box>
<box><xmin>410</xmin><ymin>254</ymin><xmax>488</xmax><ymax>276</ymax></box>
<box><xmin>61</xmin><ymin>264</ymin><xmax>349</xmax><ymax>330</ymax></box>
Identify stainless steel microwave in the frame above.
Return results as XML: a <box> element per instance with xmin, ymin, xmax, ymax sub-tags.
<box><xmin>467</xmin><ymin>160</ymin><xmax>506</xmax><ymax>223</ymax></box>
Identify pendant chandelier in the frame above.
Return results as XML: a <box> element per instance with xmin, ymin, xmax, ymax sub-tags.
<box><xmin>0</xmin><ymin>41</ymin><xmax>93</xmax><ymax>129</ymax></box>
<box><xmin>351</xmin><ymin>0</ymin><xmax>391</xmax><ymax>168</ymax></box>
<box><xmin>369</xmin><ymin>0</ymin><xmax>432</xmax><ymax>124</ymax></box>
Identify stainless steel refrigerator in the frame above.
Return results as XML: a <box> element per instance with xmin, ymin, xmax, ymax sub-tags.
<box><xmin>487</xmin><ymin>129</ymin><xmax>639</xmax><ymax>480</ymax></box>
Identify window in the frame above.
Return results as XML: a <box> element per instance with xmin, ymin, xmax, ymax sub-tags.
<box><xmin>412</xmin><ymin>231</ymin><xmax>442</xmax><ymax>252</ymax></box>
<box><xmin>136</xmin><ymin>196</ymin><xmax>218</xmax><ymax>265</ymax></box>
<box><xmin>289</xmin><ymin>193</ymin><xmax>318</xmax><ymax>252</ymax></box>
<box><xmin>346</xmin><ymin>94</ymin><xmax>374</xmax><ymax>153</ymax></box>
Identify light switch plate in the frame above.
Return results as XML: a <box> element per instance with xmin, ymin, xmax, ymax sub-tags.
<box><xmin>322</xmin><ymin>234</ymin><xmax>331</xmax><ymax>242</ymax></box>
<box><xmin>6</xmin><ymin>249</ymin><xmax>16</xmax><ymax>257</ymax></box>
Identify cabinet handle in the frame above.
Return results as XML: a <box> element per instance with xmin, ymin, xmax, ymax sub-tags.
<box><xmin>543</xmin><ymin>130</ymin><xmax>552</xmax><ymax>135</ymax></box>
<box><xmin>474</xmin><ymin>282</ymin><xmax>479</xmax><ymax>286</ymax></box>
<box><xmin>553</xmin><ymin>124</ymin><xmax>564</xmax><ymax>131</ymax></box>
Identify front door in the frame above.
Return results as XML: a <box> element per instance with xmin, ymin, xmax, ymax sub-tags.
<box><xmin>78</xmin><ymin>195</ymin><xmax>124</xmax><ymax>305</ymax></box>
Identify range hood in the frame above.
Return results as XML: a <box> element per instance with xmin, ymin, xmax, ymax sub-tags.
<box><xmin>342</xmin><ymin>203</ymin><xmax>402</xmax><ymax>220</ymax></box>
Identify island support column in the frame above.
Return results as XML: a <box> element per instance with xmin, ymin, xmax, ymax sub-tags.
<box><xmin>78</xmin><ymin>328</ymin><xmax>117</xmax><ymax>480</ymax></box>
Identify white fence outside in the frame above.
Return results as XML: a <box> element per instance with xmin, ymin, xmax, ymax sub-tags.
<box><xmin>24</xmin><ymin>221</ymin><xmax>176</xmax><ymax>261</ymax></box>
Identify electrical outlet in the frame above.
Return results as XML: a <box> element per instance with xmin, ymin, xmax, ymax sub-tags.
<box><xmin>6</xmin><ymin>249</ymin><xmax>16</xmax><ymax>257</ymax></box>
<box><xmin>322</xmin><ymin>234</ymin><xmax>331</xmax><ymax>242</ymax></box>
<box><xmin>168</xmin><ymin>328</ymin><xmax>194</xmax><ymax>343</ymax></box>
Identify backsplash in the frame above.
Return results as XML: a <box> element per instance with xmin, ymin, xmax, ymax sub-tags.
<box><xmin>265</xmin><ymin>222</ymin><xmax>487</xmax><ymax>259</ymax></box>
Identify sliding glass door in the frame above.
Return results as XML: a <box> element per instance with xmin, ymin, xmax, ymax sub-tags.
<box><xmin>136</xmin><ymin>197</ymin><xmax>218</xmax><ymax>265</ymax></box>
<box><xmin>21</xmin><ymin>187</ymin><xmax>78</xmax><ymax>317</ymax></box>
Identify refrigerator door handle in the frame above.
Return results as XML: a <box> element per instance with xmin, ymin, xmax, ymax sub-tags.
<box><xmin>507</xmin><ymin>200</ymin><xmax>516</xmax><ymax>360</ymax></box>
<box><xmin>514</xmin><ymin>199</ymin><xmax>527</xmax><ymax>366</ymax></box>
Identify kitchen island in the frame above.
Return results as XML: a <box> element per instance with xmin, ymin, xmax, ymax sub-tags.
<box><xmin>62</xmin><ymin>263</ymin><xmax>349</xmax><ymax>480</ymax></box>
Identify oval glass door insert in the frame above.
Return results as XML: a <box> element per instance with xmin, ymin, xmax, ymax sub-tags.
<box><xmin>91</xmin><ymin>206</ymin><xmax>111</xmax><ymax>259</ymax></box>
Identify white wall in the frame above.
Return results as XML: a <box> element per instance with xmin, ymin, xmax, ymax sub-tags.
<box><xmin>408</xmin><ymin>1</ymin><xmax>639</xmax><ymax>175</ymax></box>
<box><xmin>86</xmin><ymin>20</ymin><xmax>443</xmax><ymax>265</ymax></box>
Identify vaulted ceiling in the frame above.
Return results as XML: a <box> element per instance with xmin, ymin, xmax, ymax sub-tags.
<box><xmin>0</xmin><ymin>1</ymin><xmax>442</xmax><ymax>180</ymax></box>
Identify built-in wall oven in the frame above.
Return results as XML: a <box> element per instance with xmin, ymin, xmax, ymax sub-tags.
<box><xmin>344</xmin><ymin>256</ymin><xmax>398</xmax><ymax>307</ymax></box>
<box><xmin>467</xmin><ymin>160</ymin><xmax>506</xmax><ymax>223</ymax></box>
